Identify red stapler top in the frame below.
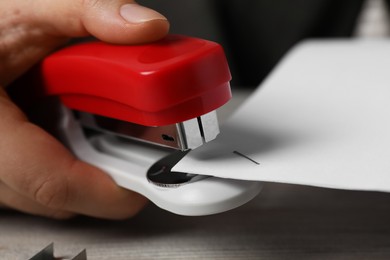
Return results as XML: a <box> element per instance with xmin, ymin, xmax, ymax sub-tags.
<box><xmin>39</xmin><ymin>35</ymin><xmax>232</xmax><ymax>126</ymax></box>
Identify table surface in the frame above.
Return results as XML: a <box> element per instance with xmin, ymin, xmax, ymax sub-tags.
<box><xmin>2</xmin><ymin>89</ymin><xmax>390</xmax><ymax>259</ymax></box>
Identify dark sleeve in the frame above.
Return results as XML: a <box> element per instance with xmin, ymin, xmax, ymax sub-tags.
<box><xmin>214</xmin><ymin>0</ymin><xmax>365</xmax><ymax>86</ymax></box>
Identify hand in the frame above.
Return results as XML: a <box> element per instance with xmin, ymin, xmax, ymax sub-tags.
<box><xmin>0</xmin><ymin>0</ymin><xmax>169</xmax><ymax>219</ymax></box>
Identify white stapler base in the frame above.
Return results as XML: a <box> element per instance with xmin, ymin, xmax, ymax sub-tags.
<box><xmin>60</xmin><ymin>107</ymin><xmax>262</xmax><ymax>216</ymax></box>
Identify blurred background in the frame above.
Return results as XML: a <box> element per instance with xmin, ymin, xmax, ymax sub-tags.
<box><xmin>139</xmin><ymin>0</ymin><xmax>390</xmax><ymax>87</ymax></box>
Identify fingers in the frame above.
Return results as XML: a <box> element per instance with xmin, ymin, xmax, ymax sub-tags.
<box><xmin>1</xmin><ymin>0</ymin><xmax>163</xmax><ymax>219</ymax></box>
<box><xmin>0</xmin><ymin>90</ymin><xmax>148</xmax><ymax>219</ymax></box>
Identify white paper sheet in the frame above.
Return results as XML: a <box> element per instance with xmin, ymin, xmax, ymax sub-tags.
<box><xmin>173</xmin><ymin>40</ymin><xmax>390</xmax><ymax>192</ymax></box>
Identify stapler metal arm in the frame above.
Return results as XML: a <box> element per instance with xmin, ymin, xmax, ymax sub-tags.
<box><xmin>37</xmin><ymin>35</ymin><xmax>262</xmax><ymax>216</ymax></box>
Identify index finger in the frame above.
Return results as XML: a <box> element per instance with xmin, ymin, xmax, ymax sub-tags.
<box><xmin>0</xmin><ymin>91</ymin><xmax>147</xmax><ymax>219</ymax></box>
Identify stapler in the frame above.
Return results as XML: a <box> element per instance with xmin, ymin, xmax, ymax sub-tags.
<box><xmin>37</xmin><ymin>35</ymin><xmax>262</xmax><ymax>216</ymax></box>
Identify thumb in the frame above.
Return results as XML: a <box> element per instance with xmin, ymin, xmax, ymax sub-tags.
<box><xmin>1</xmin><ymin>0</ymin><xmax>169</xmax><ymax>85</ymax></box>
<box><xmin>35</xmin><ymin>0</ymin><xmax>170</xmax><ymax>44</ymax></box>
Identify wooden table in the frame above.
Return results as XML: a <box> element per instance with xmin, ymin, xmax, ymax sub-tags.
<box><xmin>2</xmin><ymin>183</ymin><xmax>390</xmax><ymax>259</ymax></box>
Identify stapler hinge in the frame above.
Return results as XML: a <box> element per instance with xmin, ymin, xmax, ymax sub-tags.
<box><xmin>78</xmin><ymin>110</ymin><xmax>219</xmax><ymax>151</ymax></box>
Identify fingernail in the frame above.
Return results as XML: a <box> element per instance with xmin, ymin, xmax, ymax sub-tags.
<box><xmin>120</xmin><ymin>4</ymin><xmax>167</xmax><ymax>24</ymax></box>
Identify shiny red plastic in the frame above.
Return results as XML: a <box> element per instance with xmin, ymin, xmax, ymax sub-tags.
<box><xmin>39</xmin><ymin>35</ymin><xmax>232</xmax><ymax>126</ymax></box>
